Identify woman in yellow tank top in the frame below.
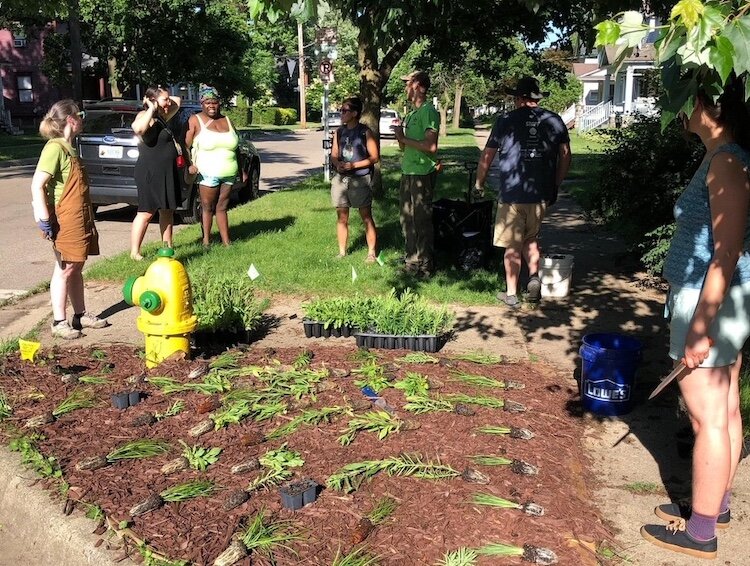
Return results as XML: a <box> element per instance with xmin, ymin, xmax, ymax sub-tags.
<box><xmin>185</xmin><ymin>86</ymin><xmax>245</xmax><ymax>246</ymax></box>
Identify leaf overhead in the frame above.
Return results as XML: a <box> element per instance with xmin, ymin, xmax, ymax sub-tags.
<box><xmin>670</xmin><ymin>0</ymin><xmax>706</xmax><ymax>29</ymax></box>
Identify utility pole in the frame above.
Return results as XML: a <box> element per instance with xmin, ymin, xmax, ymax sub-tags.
<box><xmin>297</xmin><ymin>21</ymin><xmax>306</xmax><ymax>128</ymax></box>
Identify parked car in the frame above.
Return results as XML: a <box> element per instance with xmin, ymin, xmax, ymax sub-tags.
<box><xmin>321</xmin><ymin>111</ymin><xmax>342</xmax><ymax>129</ymax></box>
<box><xmin>78</xmin><ymin>98</ymin><xmax>261</xmax><ymax>224</ymax></box>
<box><xmin>379</xmin><ymin>108</ymin><xmax>401</xmax><ymax>137</ymax></box>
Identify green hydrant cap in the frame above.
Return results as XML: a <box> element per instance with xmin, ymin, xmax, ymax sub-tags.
<box><xmin>139</xmin><ymin>290</ymin><xmax>162</xmax><ymax>313</ymax></box>
<box><xmin>158</xmin><ymin>247</ymin><xmax>175</xmax><ymax>258</ymax></box>
<box><xmin>123</xmin><ymin>276</ymin><xmax>138</xmax><ymax>305</ymax></box>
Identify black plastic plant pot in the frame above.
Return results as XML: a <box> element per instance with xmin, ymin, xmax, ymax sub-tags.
<box><xmin>112</xmin><ymin>392</ymin><xmax>129</xmax><ymax>410</ymax></box>
<box><xmin>302</xmin><ymin>479</ymin><xmax>319</xmax><ymax>505</ymax></box>
<box><xmin>128</xmin><ymin>391</ymin><xmax>142</xmax><ymax>406</ymax></box>
<box><xmin>303</xmin><ymin>320</ymin><xmax>356</xmax><ymax>340</ymax></box>
<box><xmin>355</xmin><ymin>332</ymin><xmax>448</xmax><ymax>353</ymax></box>
<box><xmin>279</xmin><ymin>485</ymin><xmax>304</xmax><ymax>511</ymax></box>
<box><xmin>192</xmin><ymin>329</ymin><xmax>253</xmax><ymax>349</ymax></box>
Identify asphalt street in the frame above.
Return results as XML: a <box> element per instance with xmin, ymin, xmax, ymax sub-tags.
<box><xmin>0</xmin><ymin>129</ymin><xmax>325</xmax><ymax>298</ymax></box>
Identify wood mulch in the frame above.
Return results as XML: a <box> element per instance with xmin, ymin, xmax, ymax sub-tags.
<box><xmin>0</xmin><ymin>343</ymin><xmax>614</xmax><ymax>565</ymax></box>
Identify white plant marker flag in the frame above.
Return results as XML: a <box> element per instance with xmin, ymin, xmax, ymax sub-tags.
<box><xmin>351</xmin><ymin>265</ymin><xmax>358</xmax><ymax>282</ymax></box>
<box><xmin>247</xmin><ymin>264</ymin><xmax>260</xmax><ymax>280</ymax></box>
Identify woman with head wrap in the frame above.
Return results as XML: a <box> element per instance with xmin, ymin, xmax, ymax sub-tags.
<box><xmin>185</xmin><ymin>85</ymin><xmax>245</xmax><ymax>247</ymax></box>
<box><xmin>130</xmin><ymin>86</ymin><xmax>182</xmax><ymax>260</ymax></box>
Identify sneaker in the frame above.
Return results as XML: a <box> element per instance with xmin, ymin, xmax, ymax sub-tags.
<box><xmin>655</xmin><ymin>503</ymin><xmax>730</xmax><ymax>529</ymax></box>
<box><xmin>72</xmin><ymin>312</ymin><xmax>110</xmax><ymax>330</ymax></box>
<box><xmin>496</xmin><ymin>292</ymin><xmax>520</xmax><ymax>309</ymax></box>
<box><xmin>526</xmin><ymin>275</ymin><xmax>542</xmax><ymax>302</ymax></box>
<box><xmin>51</xmin><ymin>321</ymin><xmax>82</xmax><ymax>340</ymax></box>
<box><xmin>640</xmin><ymin>521</ymin><xmax>717</xmax><ymax>559</ymax></box>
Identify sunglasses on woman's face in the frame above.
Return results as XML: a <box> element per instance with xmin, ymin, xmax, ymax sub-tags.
<box><xmin>341</xmin><ymin>107</ymin><xmax>353</xmax><ymax>113</ymax></box>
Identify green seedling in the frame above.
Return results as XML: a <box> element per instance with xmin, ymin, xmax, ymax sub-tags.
<box><xmin>84</xmin><ymin>503</ymin><xmax>104</xmax><ymax>521</ymax></box>
<box><xmin>339</xmin><ymin>411</ymin><xmax>402</xmax><ymax>446</ymax></box>
<box><xmin>212</xmin><ymin>400</ymin><xmax>254</xmax><ymax>429</ymax></box>
<box><xmin>353</xmin><ymin>361</ymin><xmax>390</xmax><ymax>393</ymax></box>
<box><xmin>350</xmin><ymin>349</ymin><xmax>379</xmax><ymax>364</ymax></box>
<box><xmin>136</xmin><ymin>541</ymin><xmax>189</xmax><ymax>566</ymax></box>
<box><xmin>449</xmin><ymin>370</ymin><xmax>524</xmax><ymax>389</ymax></box>
<box><xmin>0</xmin><ymin>389</ymin><xmax>12</xmax><ymax>421</ymax></box>
<box><xmin>327</xmin><ymin>453</ymin><xmax>459</xmax><ymax>493</ymax></box>
<box><xmin>471</xmin><ymin>492</ymin><xmax>544</xmax><ymax>516</ymax></box>
<box><xmin>77</xmin><ymin>375</ymin><xmax>109</xmax><ymax>385</ymax></box>
<box><xmin>266</xmin><ymin>406</ymin><xmax>351</xmax><ymax>440</ymax></box>
<box><xmin>367</xmin><ymin>496</ymin><xmax>398</xmax><ymax>525</ymax></box>
<box><xmin>393</xmin><ymin>372</ymin><xmax>430</xmax><ymax>397</ymax></box>
<box><xmin>209</xmin><ymin>351</ymin><xmax>243</xmax><ymax>370</ymax></box>
<box><xmin>52</xmin><ymin>389</ymin><xmax>96</xmax><ymax>417</ymax></box>
<box><xmin>292</xmin><ymin>349</ymin><xmax>313</xmax><ymax>369</ymax></box>
<box><xmin>445</xmin><ymin>393</ymin><xmax>506</xmax><ymax>409</ymax></box>
<box><xmin>106</xmin><ymin>439</ymin><xmax>170</xmax><ymax>462</ymax></box>
<box><xmin>159</xmin><ymin>480</ymin><xmax>215</xmax><ymax>502</ymax></box>
<box><xmin>90</xmin><ymin>349</ymin><xmax>107</xmax><ymax>361</ymax></box>
<box><xmin>241</xmin><ymin>507</ymin><xmax>304</xmax><ymax>560</ymax></box>
<box><xmin>475</xmin><ymin>542</ymin><xmax>557</xmax><ymax>565</ymax></box>
<box><xmin>469</xmin><ymin>454</ymin><xmax>538</xmax><ymax>475</ymax></box>
<box><xmin>403</xmin><ymin>395</ymin><xmax>454</xmax><ymax>414</ymax></box>
<box><xmin>9</xmin><ymin>434</ymin><xmax>62</xmax><ymax>479</ymax></box>
<box><xmin>248</xmin><ymin>444</ymin><xmax>305</xmax><ymax>492</ymax></box>
<box><xmin>154</xmin><ymin>400</ymin><xmax>184</xmax><ymax>421</ymax></box>
<box><xmin>623</xmin><ymin>481</ymin><xmax>661</xmax><ymax>495</ymax></box>
<box><xmin>179</xmin><ymin>441</ymin><xmax>221</xmax><ymax>471</ymax></box>
<box><xmin>476</xmin><ymin>425</ymin><xmax>534</xmax><ymax>439</ymax></box>
<box><xmin>453</xmin><ymin>351</ymin><xmax>503</xmax><ymax>364</ymax></box>
<box><xmin>394</xmin><ymin>352</ymin><xmax>439</xmax><ymax>364</ymax></box>
<box><xmin>436</xmin><ymin>548</ymin><xmax>478</xmax><ymax>566</ymax></box>
<box><xmin>332</xmin><ymin>545</ymin><xmax>380</xmax><ymax>566</ymax></box>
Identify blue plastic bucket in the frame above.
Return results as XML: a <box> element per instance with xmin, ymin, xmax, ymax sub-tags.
<box><xmin>579</xmin><ymin>333</ymin><xmax>642</xmax><ymax>416</ymax></box>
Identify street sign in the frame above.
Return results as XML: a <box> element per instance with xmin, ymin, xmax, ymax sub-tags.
<box><xmin>319</xmin><ymin>58</ymin><xmax>332</xmax><ymax>80</ymax></box>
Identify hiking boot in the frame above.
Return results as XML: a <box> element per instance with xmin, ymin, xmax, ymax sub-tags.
<box><xmin>496</xmin><ymin>292</ymin><xmax>520</xmax><ymax>309</ymax></box>
<box><xmin>655</xmin><ymin>503</ymin><xmax>730</xmax><ymax>529</ymax></box>
<box><xmin>640</xmin><ymin>521</ymin><xmax>717</xmax><ymax>559</ymax></box>
<box><xmin>72</xmin><ymin>312</ymin><xmax>110</xmax><ymax>330</ymax></box>
<box><xmin>526</xmin><ymin>275</ymin><xmax>542</xmax><ymax>302</ymax></box>
<box><xmin>51</xmin><ymin>321</ymin><xmax>82</xmax><ymax>340</ymax></box>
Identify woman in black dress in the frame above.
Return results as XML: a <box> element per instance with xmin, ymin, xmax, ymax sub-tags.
<box><xmin>130</xmin><ymin>86</ymin><xmax>181</xmax><ymax>260</ymax></box>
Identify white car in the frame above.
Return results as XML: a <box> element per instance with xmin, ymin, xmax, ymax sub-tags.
<box><xmin>379</xmin><ymin>109</ymin><xmax>401</xmax><ymax>137</ymax></box>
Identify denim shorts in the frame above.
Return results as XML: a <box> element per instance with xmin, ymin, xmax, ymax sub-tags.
<box><xmin>667</xmin><ymin>282</ymin><xmax>750</xmax><ymax>367</ymax></box>
<box><xmin>197</xmin><ymin>174</ymin><xmax>236</xmax><ymax>188</ymax></box>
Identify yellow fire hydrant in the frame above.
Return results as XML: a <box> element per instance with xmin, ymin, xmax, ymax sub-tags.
<box><xmin>123</xmin><ymin>248</ymin><xmax>198</xmax><ymax>368</ymax></box>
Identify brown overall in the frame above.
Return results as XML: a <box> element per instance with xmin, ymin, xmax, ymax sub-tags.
<box><xmin>47</xmin><ymin>141</ymin><xmax>99</xmax><ymax>262</ymax></box>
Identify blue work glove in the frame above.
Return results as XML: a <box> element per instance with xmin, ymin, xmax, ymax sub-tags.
<box><xmin>37</xmin><ymin>218</ymin><xmax>54</xmax><ymax>240</ymax></box>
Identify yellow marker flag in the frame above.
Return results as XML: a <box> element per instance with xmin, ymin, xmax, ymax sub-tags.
<box><xmin>18</xmin><ymin>339</ymin><xmax>41</xmax><ymax>362</ymax></box>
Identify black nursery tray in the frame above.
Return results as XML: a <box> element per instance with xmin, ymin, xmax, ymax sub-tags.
<box><xmin>354</xmin><ymin>332</ymin><xmax>448</xmax><ymax>353</ymax></box>
<box><xmin>303</xmin><ymin>320</ymin><xmax>357</xmax><ymax>339</ymax></box>
<box><xmin>192</xmin><ymin>328</ymin><xmax>254</xmax><ymax>348</ymax></box>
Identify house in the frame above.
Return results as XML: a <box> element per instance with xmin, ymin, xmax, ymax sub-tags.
<box><xmin>573</xmin><ymin>18</ymin><xmax>660</xmax><ymax>131</ymax></box>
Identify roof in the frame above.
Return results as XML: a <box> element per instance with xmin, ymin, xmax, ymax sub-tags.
<box><xmin>573</xmin><ymin>63</ymin><xmax>599</xmax><ymax>78</ymax></box>
<box><xmin>602</xmin><ymin>44</ymin><xmax>656</xmax><ymax>64</ymax></box>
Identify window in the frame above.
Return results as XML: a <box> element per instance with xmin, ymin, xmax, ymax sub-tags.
<box><xmin>17</xmin><ymin>75</ymin><xmax>33</xmax><ymax>103</ymax></box>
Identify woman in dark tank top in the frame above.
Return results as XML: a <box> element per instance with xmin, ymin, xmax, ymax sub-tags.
<box><xmin>329</xmin><ymin>96</ymin><xmax>380</xmax><ymax>262</ymax></box>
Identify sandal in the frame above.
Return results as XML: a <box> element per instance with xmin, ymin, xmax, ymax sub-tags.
<box><xmin>365</xmin><ymin>253</ymin><xmax>377</xmax><ymax>264</ymax></box>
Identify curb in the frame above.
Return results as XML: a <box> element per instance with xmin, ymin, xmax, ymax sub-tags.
<box><xmin>0</xmin><ymin>158</ymin><xmax>36</xmax><ymax>169</ymax></box>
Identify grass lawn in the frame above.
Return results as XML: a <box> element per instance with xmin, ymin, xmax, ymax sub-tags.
<box><xmin>0</xmin><ymin>132</ymin><xmax>45</xmax><ymax>161</ymax></box>
<box><xmin>86</xmin><ymin>128</ymin><xmax>504</xmax><ymax>305</ymax></box>
<box><xmin>566</xmin><ymin>130</ymin><xmax>608</xmax><ymax>212</ymax></box>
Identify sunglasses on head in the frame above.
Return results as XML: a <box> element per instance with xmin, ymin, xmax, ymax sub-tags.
<box><xmin>75</xmin><ymin>110</ymin><xmax>86</xmax><ymax>119</ymax></box>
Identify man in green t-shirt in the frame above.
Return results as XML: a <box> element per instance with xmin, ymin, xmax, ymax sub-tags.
<box><xmin>393</xmin><ymin>70</ymin><xmax>440</xmax><ymax>278</ymax></box>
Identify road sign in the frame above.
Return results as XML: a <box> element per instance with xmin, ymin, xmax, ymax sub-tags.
<box><xmin>319</xmin><ymin>58</ymin><xmax>332</xmax><ymax>80</ymax></box>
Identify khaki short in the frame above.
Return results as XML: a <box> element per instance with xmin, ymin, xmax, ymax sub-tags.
<box><xmin>331</xmin><ymin>173</ymin><xmax>373</xmax><ymax>208</ymax></box>
<box><xmin>493</xmin><ymin>202</ymin><xmax>546</xmax><ymax>248</ymax></box>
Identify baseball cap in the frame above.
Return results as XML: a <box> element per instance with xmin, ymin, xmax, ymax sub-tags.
<box><xmin>400</xmin><ymin>70</ymin><xmax>431</xmax><ymax>90</ymax></box>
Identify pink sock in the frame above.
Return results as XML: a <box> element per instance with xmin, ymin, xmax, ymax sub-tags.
<box><xmin>686</xmin><ymin>511</ymin><xmax>717</xmax><ymax>541</ymax></box>
<box><xmin>720</xmin><ymin>491</ymin><xmax>731</xmax><ymax>513</ymax></box>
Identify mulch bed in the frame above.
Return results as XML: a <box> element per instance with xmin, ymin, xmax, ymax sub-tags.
<box><xmin>0</xmin><ymin>344</ymin><xmax>614</xmax><ymax>565</ymax></box>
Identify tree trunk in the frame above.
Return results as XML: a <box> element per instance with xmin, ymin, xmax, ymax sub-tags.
<box><xmin>68</xmin><ymin>0</ymin><xmax>83</xmax><ymax>103</ymax></box>
<box><xmin>357</xmin><ymin>22</ymin><xmax>384</xmax><ymax>197</ymax></box>
<box><xmin>108</xmin><ymin>58</ymin><xmax>122</xmax><ymax>98</ymax></box>
<box><xmin>439</xmin><ymin>91</ymin><xmax>449</xmax><ymax>137</ymax></box>
<box><xmin>452</xmin><ymin>81</ymin><xmax>463</xmax><ymax>129</ymax></box>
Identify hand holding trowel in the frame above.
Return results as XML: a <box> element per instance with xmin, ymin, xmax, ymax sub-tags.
<box><xmin>649</xmin><ymin>337</ymin><xmax>714</xmax><ymax>400</ymax></box>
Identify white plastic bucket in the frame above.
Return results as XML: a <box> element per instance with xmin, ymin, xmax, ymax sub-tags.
<box><xmin>539</xmin><ymin>254</ymin><xmax>574</xmax><ymax>298</ymax></box>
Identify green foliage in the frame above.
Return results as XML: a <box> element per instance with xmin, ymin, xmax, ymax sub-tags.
<box><xmin>352</xmin><ymin>361</ymin><xmax>391</xmax><ymax>393</ymax></box>
<box><xmin>449</xmin><ymin>370</ymin><xmax>511</xmax><ymax>389</ymax></box>
<box><xmin>470</xmin><ymin>455</ymin><xmax>513</xmax><ymax>466</ymax></box>
<box><xmin>52</xmin><ymin>389</ymin><xmax>97</xmax><ymax>417</ymax></box>
<box><xmin>0</xmin><ymin>390</ymin><xmax>13</xmax><ymax>421</ymax></box>
<box><xmin>338</xmin><ymin>411</ymin><xmax>402</xmax><ymax>446</ymax></box>
<box><xmin>394</xmin><ymin>352</ymin><xmax>439</xmax><ymax>364</ymax></box>
<box><xmin>191</xmin><ymin>270</ymin><xmax>268</xmax><ymax>333</ymax></box>
<box><xmin>303</xmin><ymin>295</ymin><xmax>378</xmax><ymax>329</ymax></box>
<box><xmin>179</xmin><ymin>441</ymin><xmax>221</xmax><ymax>471</ymax></box>
<box><xmin>159</xmin><ymin>480</ymin><xmax>215</xmax><ymax>502</ymax></box>
<box><xmin>587</xmin><ymin>115</ymin><xmax>703</xmax><ymax>273</ymax></box>
<box><xmin>326</xmin><ymin>453</ymin><xmax>459</xmax><ymax>493</ymax></box>
<box><xmin>211</xmin><ymin>400</ymin><xmax>255</xmax><ymax>429</ymax></box>
<box><xmin>0</xmin><ymin>337</ymin><xmax>21</xmax><ymax>358</ymax></box>
<box><xmin>403</xmin><ymin>395</ymin><xmax>454</xmax><ymax>414</ymax></box>
<box><xmin>436</xmin><ymin>548</ymin><xmax>478</xmax><ymax>566</ymax></box>
<box><xmin>306</xmin><ymin>61</ymin><xmax>361</xmax><ymax>113</ymax></box>
<box><xmin>241</xmin><ymin>508</ymin><xmax>303</xmax><ymax>559</ymax></box>
<box><xmin>252</xmin><ymin>106</ymin><xmax>299</xmax><ymax>125</ymax></box>
<box><xmin>9</xmin><ymin>434</ymin><xmax>62</xmax><ymax>479</ymax></box>
<box><xmin>224</xmin><ymin>106</ymin><xmax>253</xmax><ymax>128</ymax></box>
<box><xmin>367</xmin><ymin>496</ymin><xmax>398</xmax><ymax>525</ymax></box>
<box><xmin>594</xmin><ymin>3</ymin><xmax>750</xmax><ymax>128</ymax></box>
<box><xmin>106</xmin><ymin>439</ymin><xmax>170</xmax><ymax>462</ymax></box>
<box><xmin>265</xmin><ymin>406</ymin><xmax>352</xmax><ymax>440</ymax></box>
<box><xmin>84</xmin><ymin>504</ymin><xmax>105</xmax><ymax>521</ymax></box>
<box><xmin>393</xmin><ymin>372</ymin><xmax>430</xmax><ymax>397</ymax></box>
<box><xmin>452</xmin><ymin>351</ymin><xmax>503</xmax><ymax>364</ymax></box>
<box><xmin>332</xmin><ymin>546</ymin><xmax>381</xmax><ymax>566</ymax></box>
<box><xmin>249</xmin><ymin>444</ymin><xmax>305</xmax><ymax>491</ymax></box>
<box><xmin>155</xmin><ymin>400</ymin><xmax>185</xmax><ymax>421</ymax></box>
<box><xmin>445</xmin><ymin>393</ymin><xmax>506</xmax><ymax>409</ymax></box>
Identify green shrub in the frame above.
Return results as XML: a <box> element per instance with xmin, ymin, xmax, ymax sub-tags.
<box><xmin>224</xmin><ymin>107</ymin><xmax>253</xmax><ymax>128</ymax></box>
<box><xmin>191</xmin><ymin>271</ymin><xmax>268</xmax><ymax>332</ymax></box>
<box><xmin>588</xmin><ymin>115</ymin><xmax>704</xmax><ymax>273</ymax></box>
<box><xmin>252</xmin><ymin>106</ymin><xmax>298</xmax><ymax>125</ymax></box>
<box><xmin>302</xmin><ymin>295</ymin><xmax>378</xmax><ymax>329</ymax></box>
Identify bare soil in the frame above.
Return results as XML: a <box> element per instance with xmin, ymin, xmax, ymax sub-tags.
<box><xmin>1</xmin><ymin>343</ymin><xmax>611</xmax><ymax>565</ymax></box>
